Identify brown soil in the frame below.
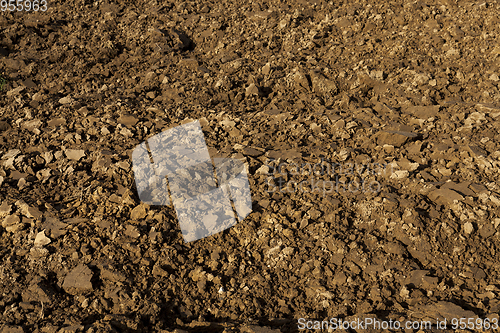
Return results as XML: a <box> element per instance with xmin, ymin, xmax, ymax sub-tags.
<box><xmin>1</xmin><ymin>0</ymin><xmax>500</xmax><ymax>332</ymax></box>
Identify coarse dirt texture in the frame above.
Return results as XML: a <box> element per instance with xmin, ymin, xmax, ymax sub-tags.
<box><xmin>1</xmin><ymin>0</ymin><xmax>500</xmax><ymax>332</ymax></box>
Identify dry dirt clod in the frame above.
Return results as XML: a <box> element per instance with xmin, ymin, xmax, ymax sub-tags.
<box><xmin>34</xmin><ymin>230</ymin><xmax>51</xmax><ymax>247</ymax></box>
<box><xmin>62</xmin><ymin>264</ymin><xmax>94</xmax><ymax>295</ymax></box>
<box><xmin>245</xmin><ymin>83</ymin><xmax>260</xmax><ymax>96</ymax></box>
<box><xmin>118</xmin><ymin>115</ymin><xmax>138</xmax><ymax>127</ymax></box>
<box><xmin>65</xmin><ymin>149</ymin><xmax>86</xmax><ymax>161</ymax></box>
<box><xmin>2</xmin><ymin>214</ymin><xmax>21</xmax><ymax>233</ymax></box>
<box><xmin>58</xmin><ymin>96</ymin><xmax>75</xmax><ymax>104</ymax></box>
<box><xmin>130</xmin><ymin>204</ymin><xmax>148</xmax><ymax>220</ymax></box>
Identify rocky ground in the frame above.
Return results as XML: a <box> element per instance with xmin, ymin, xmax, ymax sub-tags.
<box><xmin>1</xmin><ymin>0</ymin><xmax>500</xmax><ymax>332</ymax></box>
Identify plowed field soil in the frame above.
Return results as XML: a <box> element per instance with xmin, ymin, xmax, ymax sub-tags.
<box><xmin>1</xmin><ymin>0</ymin><xmax>500</xmax><ymax>332</ymax></box>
